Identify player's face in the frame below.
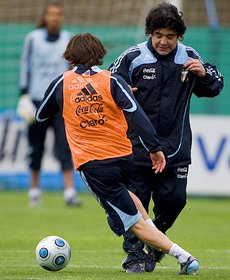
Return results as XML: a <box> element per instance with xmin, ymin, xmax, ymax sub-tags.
<box><xmin>44</xmin><ymin>6</ymin><xmax>64</xmax><ymax>32</ymax></box>
<box><xmin>151</xmin><ymin>28</ymin><xmax>179</xmax><ymax>56</ymax></box>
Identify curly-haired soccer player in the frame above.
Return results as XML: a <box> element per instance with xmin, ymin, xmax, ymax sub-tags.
<box><xmin>109</xmin><ymin>2</ymin><xmax>223</xmax><ymax>272</ymax></box>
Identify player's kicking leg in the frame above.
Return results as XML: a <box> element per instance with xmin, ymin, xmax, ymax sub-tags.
<box><xmin>80</xmin><ymin>158</ymin><xmax>199</xmax><ymax>275</ymax></box>
<box><xmin>129</xmin><ymin>191</ymin><xmax>199</xmax><ymax>275</ymax></box>
<box><xmin>130</xmin><ymin>218</ymin><xmax>199</xmax><ymax>275</ymax></box>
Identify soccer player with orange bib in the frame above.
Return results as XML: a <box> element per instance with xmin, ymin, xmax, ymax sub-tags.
<box><xmin>36</xmin><ymin>33</ymin><xmax>199</xmax><ymax>275</ymax></box>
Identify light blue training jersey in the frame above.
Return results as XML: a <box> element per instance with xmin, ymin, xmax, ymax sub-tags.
<box><xmin>20</xmin><ymin>28</ymin><xmax>71</xmax><ymax>101</ymax></box>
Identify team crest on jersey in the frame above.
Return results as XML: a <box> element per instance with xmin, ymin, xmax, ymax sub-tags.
<box><xmin>180</xmin><ymin>69</ymin><xmax>188</xmax><ymax>82</ymax></box>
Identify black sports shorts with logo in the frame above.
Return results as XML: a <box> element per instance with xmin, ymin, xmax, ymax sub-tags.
<box><xmin>79</xmin><ymin>155</ymin><xmax>142</xmax><ymax>236</ymax></box>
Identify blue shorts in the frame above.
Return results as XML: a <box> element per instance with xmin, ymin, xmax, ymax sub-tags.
<box><xmin>80</xmin><ymin>156</ymin><xmax>142</xmax><ymax>236</ymax></box>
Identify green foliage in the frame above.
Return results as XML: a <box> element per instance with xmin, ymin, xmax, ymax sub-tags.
<box><xmin>0</xmin><ymin>191</ymin><xmax>230</xmax><ymax>279</ymax></box>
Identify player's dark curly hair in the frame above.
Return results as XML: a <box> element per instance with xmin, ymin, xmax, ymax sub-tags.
<box><xmin>145</xmin><ymin>2</ymin><xmax>186</xmax><ymax>38</ymax></box>
<box><xmin>63</xmin><ymin>33</ymin><xmax>107</xmax><ymax>68</ymax></box>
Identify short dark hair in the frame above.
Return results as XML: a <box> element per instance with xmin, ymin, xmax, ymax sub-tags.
<box><xmin>145</xmin><ymin>2</ymin><xmax>186</xmax><ymax>38</ymax></box>
<box><xmin>63</xmin><ymin>33</ymin><xmax>107</xmax><ymax>68</ymax></box>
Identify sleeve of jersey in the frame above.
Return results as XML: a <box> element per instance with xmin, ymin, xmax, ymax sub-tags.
<box><xmin>111</xmin><ymin>74</ymin><xmax>161</xmax><ymax>153</ymax></box>
<box><xmin>108</xmin><ymin>47</ymin><xmax>139</xmax><ymax>85</ymax></box>
<box><xmin>19</xmin><ymin>34</ymin><xmax>32</xmax><ymax>95</ymax></box>
<box><xmin>36</xmin><ymin>75</ymin><xmax>63</xmax><ymax>122</ymax></box>
<box><xmin>188</xmin><ymin>49</ymin><xmax>224</xmax><ymax>97</ymax></box>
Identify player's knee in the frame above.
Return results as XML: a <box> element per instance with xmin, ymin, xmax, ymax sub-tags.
<box><xmin>51</xmin><ymin>150</ymin><xmax>72</xmax><ymax>172</ymax></box>
<box><xmin>169</xmin><ymin>195</ymin><xmax>186</xmax><ymax>212</ymax></box>
<box><xmin>174</xmin><ymin>192</ymin><xmax>187</xmax><ymax>209</ymax></box>
<box><xmin>29</xmin><ymin>158</ymin><xmax>42</xmax><ymax>170</ymax></box>
<box><xmin>59</xmin><ymin>157</ymin><xmax>73</xmax><ymax>171</ymax></box>
<box><xmin>107</xmin><ymin>215</ymin><xmax>125</xmax><ymax>236</ymax></box>
<box><xmin>159</xmin><ymin>193</ymin><xmax>186</xmax><ymax>212</ymax></box>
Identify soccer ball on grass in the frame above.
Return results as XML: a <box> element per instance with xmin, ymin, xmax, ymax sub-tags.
<box><xmin>35</xmin><ymin>236</ymin><xmax>71</xmax><ymax>271</ymax></box>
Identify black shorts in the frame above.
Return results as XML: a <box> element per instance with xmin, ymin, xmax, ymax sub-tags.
<box><xmin>80</xmin><ymin>156</ymin><xmax>142</xmax><ymax>236</ymax></box>
<box><xmin>28</xmin><ymin>102</ymin><xmax>72</xmax><ymax>171</ymax></box>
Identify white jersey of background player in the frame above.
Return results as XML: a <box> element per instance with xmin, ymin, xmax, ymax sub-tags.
<box><xmin>20</xmin><ymin>28</ymin><xmax>71</xmax><ymax>101</ymax></box>
<box><xmin>17</xmin><ymin>1</ymin><xmax>82</xmax><ymax>207</ymax></box>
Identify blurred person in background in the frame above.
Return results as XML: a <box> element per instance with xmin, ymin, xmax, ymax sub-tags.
<box><xmin>17</xmin><ymin>1</ymin><xmax>82</xmax><ymax>207</ymax></box>
<box><xmin>109</xmin><ymin>2</ymin><xmax>223</xmax><ymax>273</ymax></box>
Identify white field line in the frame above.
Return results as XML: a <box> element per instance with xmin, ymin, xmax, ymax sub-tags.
<box><xmin>0</xmin><ymin>278</ymin><xmax>51</xmax><ymax>280</ymax></box>
<box><xmin>1</xmin><ymin>278</ymin><xmax>75</xmax><ymax>280</ymax></box>
<box><xmin>0</xmin><ymin>249</ymin><xmax>122</xmax><ymax>254</ymax></box>
<box><xmin>206</xmin><ymin>249</ymin><xmax>230</xmax><ymax>253</ymax></box>
<box><xmin>1</xmin><ymin>248</ymin><xmax>230</xmax><ymax>254</ymax></box>
<box><xmin>0</xmin><ymin>264</ymin><xmax>230</xmax><ymax>270</ymax></box>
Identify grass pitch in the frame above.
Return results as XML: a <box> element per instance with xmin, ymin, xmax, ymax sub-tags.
<box><xmin>0</xmin><ymin>191</ymin><xmax>230</xmax><ymax>280</ymax></box>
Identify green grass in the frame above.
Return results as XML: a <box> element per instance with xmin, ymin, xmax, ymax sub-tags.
<box><xmin>0</xmin><ymin>191</ymin><xmax>230</xmax><ymax>279</ymax></box>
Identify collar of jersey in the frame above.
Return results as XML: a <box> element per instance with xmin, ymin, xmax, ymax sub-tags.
<box><xmin>72</xmin><ymin>64</ymin><xmax>103</xmax><ymax>75</ymax></box>
<box><xmin>147</xmin><ymin>38</ymin><xmax>178</xmax><ymax>60</ymax></box>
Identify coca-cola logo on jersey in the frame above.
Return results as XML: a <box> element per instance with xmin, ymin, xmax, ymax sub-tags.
<box><xmin>75</xmin><ymin>103</ymin><xmax>104</xmax><ymax>116</ymax></box>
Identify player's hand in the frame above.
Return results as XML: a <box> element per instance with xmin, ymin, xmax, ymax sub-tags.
<box><xmin>184</xmin><ymin>59</ymin><xmax>206</xmax><ymax>78</ymax></box>
<box><xmin>128</xmin><ymin>85</ymin><xmax>138</xmax><ymax>93</ymax></box>
<box><xmin>131</xmin><ymin>87</ymin><xmax>138</xmax><ymax>93</ymax></box>
<box><xmin>150</xmin><ymin>151</ymin><xmax>166</xmax><ymax>174</ymax></box>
